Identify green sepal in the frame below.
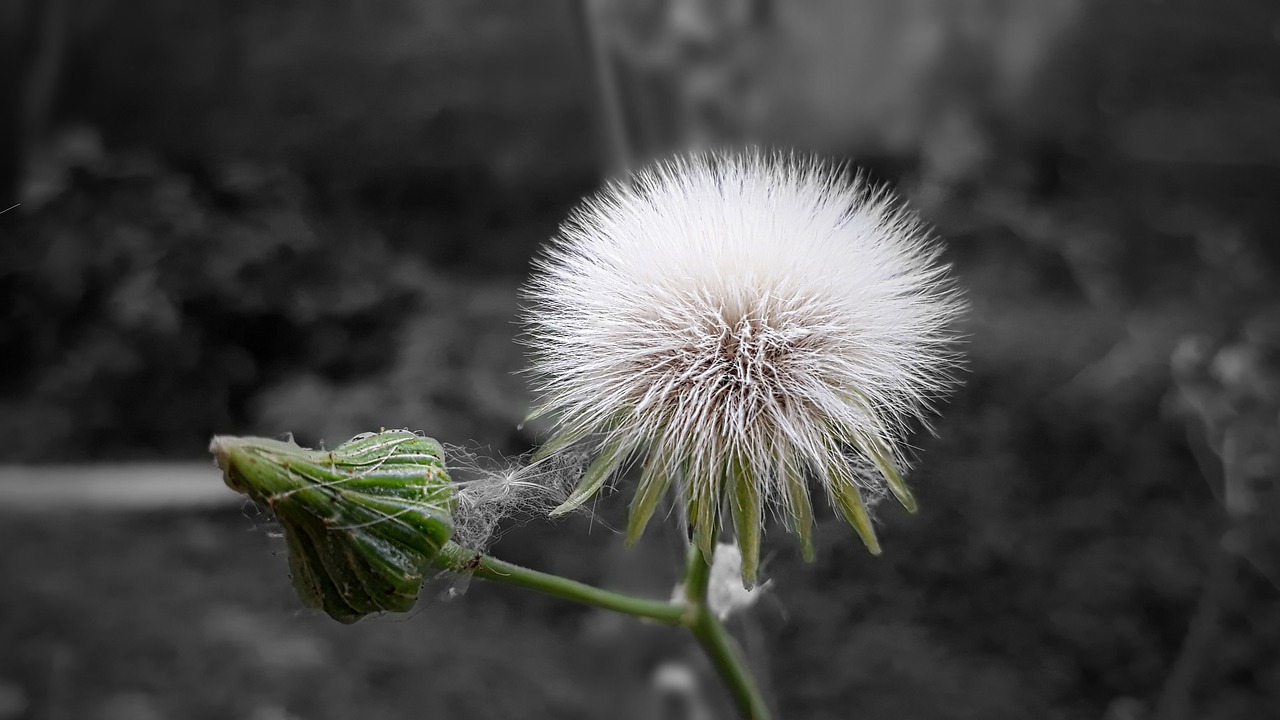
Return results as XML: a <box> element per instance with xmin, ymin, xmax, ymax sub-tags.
<box><xmin>831</xmin><ymin>476</ymin><xmax>881</xmax><ymax>556</ymax></box>
<box><xmin>688</xmin><ymin>465</ymin><xmax>720</xmax><ymax>562</ymax></box>
<box><xmin>626</xmin><ymin>453</ymin><xmax>674</xmax><ymax>547</ymax></box>
<box><xmin>523</xmin><ymin>400</ymin><xmax>553</xmax><ymax>425</ymax></box>
<box><xmin>273</xmin><ymin>489</ymin><xmax>434</xmax><ymax>623</ymax></box>
<box><xmin>550</xmin><ymin>434</ymin><xmax>633</xmax><ymax>516</ymax></box>
<box><xmin>211</xmin><ymin>430</ymin><xmax>455</xmax><ymax>623</ymax></box>
<box><xmin>280</xmin><ymin>510</ymin><xmax>360</xmax><ymax>622</ymax></box>
<box><xmin>828</xmin><ymin>407</ymin><xmax>917</xmax><ymax>515</ymax></box>
<box><xmin>865</xmin><ymin>436</ymin><xmax>916</xmax><ymax>513</ymax></box>
<box><xmin>531</xmin><ymin>422</ymin><xmax>593</xmax><ymax>462</ymax></box>
<box><xmin>783</xmin><ymin>460</ymin><xmax>816</xmax><ymax>562</ymax></box>
<box><xmin>728</xmin><ymin>452</ymin><xmax>762</xmax><ymax>588</ymax></box>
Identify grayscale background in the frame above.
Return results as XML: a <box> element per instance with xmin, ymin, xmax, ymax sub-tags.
<box><xmin>1</xmin><ymin>1</ymin><xmax>1278</xmax><ymax>719</ymax></box>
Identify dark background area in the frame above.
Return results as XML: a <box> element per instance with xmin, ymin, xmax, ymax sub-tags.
<box><xmin>1</xmin><ymin>1</ymin><xmax>1279</xmax><ymax>719</ymax></box>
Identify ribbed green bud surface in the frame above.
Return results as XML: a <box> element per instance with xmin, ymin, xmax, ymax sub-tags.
<box><xmin>210</xmin><ymin>430</ymin><xmax>454</xmax><ymax>623</ymax></box>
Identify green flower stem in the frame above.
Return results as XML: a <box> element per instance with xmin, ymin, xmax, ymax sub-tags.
<box><xmin>212</xmin><ymin>431</ymin><xmax>769</xmax><ymax>716</ymax></box>
<box><xmin>683</xmin><ymin>542</ymin><xmax>715</xmax><ymax>604</ymax></box>
<box><xmin>433</xmin><ymin>541</ymin><xmax>772</xmax><ymax>719</ymax></box>
<box><xmin>682</xmin><ymin>543</ymin><xmax>774</xmax><ymax>720</ymax></box>
<box><xmin>691</xmin><ymin>608</ymin><xmax>772</xmax><ymax>719</ymax></box>
<box><xmin>432</xmin><ymin>541</ymin><xmax>685</xmax><ymax>625</ymax></box>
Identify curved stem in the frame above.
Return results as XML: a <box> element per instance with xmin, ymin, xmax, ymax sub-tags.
<box><xmin>433</xmin><ymin>541</ymin><xmax>772</xmax><ymax>719</ymax></box>
<box><xmin>682</xmin><ymin>543</ymin><xmax>774</xmax><ymax>720</ymax></box>
<box><xmin>683</xmin><ymin>542</ymin><xmax>715</xmax><ymax>604</ymax></box>
<box><xmin>690</xmin><ymin>611</ymin><xmax>772</xmax><ymax>720</ymax></box>
<box><xmin>433</xmin><ymin>541</ymin><xmax>685</xmax><ymax>625</ymax></box>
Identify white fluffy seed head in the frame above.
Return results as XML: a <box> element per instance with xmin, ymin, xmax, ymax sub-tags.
<box><xmin>521</xmin><ymin>150</ymin><xmax>964</xmax><ymax>585</ymax></box>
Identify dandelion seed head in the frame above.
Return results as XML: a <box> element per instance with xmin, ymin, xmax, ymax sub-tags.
<box><xmin>521</xmin><ymin>150</ymin><xmax>964</xmax><ymax>584</ymax></box>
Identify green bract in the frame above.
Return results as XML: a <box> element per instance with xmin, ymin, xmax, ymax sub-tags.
<box><xmin>210</xmin><ymin>430</ymin><xmax>455</xmax><ymax>623</ymax></box>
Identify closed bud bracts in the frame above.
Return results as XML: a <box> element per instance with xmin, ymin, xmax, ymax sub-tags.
<box><xmin>211</xmin><ymin>430</ymin><xmax>454</xmax><ymax>623</ymax></box>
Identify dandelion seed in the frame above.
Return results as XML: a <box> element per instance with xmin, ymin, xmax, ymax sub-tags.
<box><xmin>522</xmin><ymin>150</ymin><xmax>964</xmax><ymax>586</ymax></box>
<box><xmin>445</xmin><ymin>445</ymin><xmax>585</xmax><ymax>554</ymax></box>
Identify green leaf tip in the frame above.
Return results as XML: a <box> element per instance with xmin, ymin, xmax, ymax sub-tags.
<box><xmin>865</xmin><ymin>437</ymin><xmax>917</xmax><ymax>514</ymax></box>
<box><xmin>688</xmin><ymin>468</ymin><xmax>721</xmax><ymax>562</ymax></box>
<box><xmin>728</xmin><ymin>454</ymin><xmax>762</xmax><ymax>588</ymax></box>
<box><xmin>625</xmin><ymin>455</ymin><xmax>673</xmax><ymax>547</ymax></box>
<box><xmin>831</xmin><ymin>478</ymin><xmax>882</xmax><ymax>556</ymax></box>
<box><xmin>550</xmin><ymin>434</ymin><xmax>634</xmax><ymax>517</ymax></box>
<box><xmin>783</xmin><ymin>463</ymin><xmax>817</xmax><ymax>563</ymax></box>
<box><xmin>210</xmin><ymin>429</ymin><xmax>455</xmax><ymax>623</ymax></box>
<box><xmin>531</xmin><ymin>422</ymin><xmax>591</xmax><ymax>463</ymax></box>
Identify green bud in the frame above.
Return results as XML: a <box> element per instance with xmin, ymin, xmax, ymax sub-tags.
<box><xmin>210</xmin><ymin>430</ymin><xmax>455</xmax><ymax>623</ymax></box>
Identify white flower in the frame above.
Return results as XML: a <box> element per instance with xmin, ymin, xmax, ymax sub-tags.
<box><xmin>521</xmin><ymin>150</ymin><xmax>963</xmax><ymax>586</ymax></box>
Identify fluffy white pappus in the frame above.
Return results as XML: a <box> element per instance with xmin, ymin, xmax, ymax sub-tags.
<box><xmin>521</xmin><ymin>150</ymin><xmax>964</xmax><ymax>586</ymax></box>
<box><xmin>444</xmin><ymin>445</ymin><xmax>586</xmax><ymax>554</ymax></box>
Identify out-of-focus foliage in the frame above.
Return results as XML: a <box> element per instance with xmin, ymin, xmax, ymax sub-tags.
<box><xmin>0</xmin><ymin>511</ymin><xmax>637</xmax><ymax>720</ymax></box>
<box><xmin>56</xmin><ymin>0</ymin><xmax>595</xmax><ymax>188</ymax></box>
<box><xmin>0</xmin><ymin>144</ymin><xmax>542</xmax><ymax>461</ymax></box>
<box><xmin>589</xmin><ymin>0</ymin><xmax>1085</xmax><ymax>166</ymax></box>
<box><xmin>2</xmin><ymin>0</ymin><xmax>1280</xmax><ymax>718</ymax></box>
<box><xmin>1171</xmin><ymin>317</ymin><xmax>1280</xmax><ymax>586</ymax></box>
<box><xmin>1</xmin><ymin>148</ymin><xmax>395</xmax><ymax>459</ymax></box>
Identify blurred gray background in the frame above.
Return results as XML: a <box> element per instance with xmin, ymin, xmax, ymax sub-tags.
<box><xmin>1</xmin><ymin>1</ymin><xmax>1279</xmax><ymax>719</ymax></box>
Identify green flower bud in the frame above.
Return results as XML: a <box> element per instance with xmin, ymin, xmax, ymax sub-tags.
<box><xmin>210</xmin><ymin>430</ymin><xmax>454</xmax><ymax>623</ymax></box>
